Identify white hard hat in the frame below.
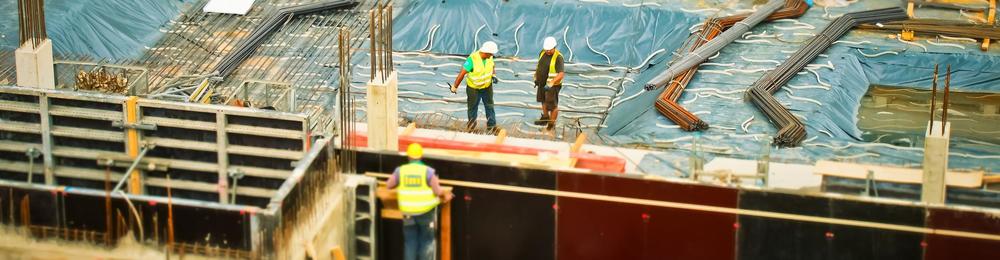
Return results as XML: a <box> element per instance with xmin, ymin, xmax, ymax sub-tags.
<box><xmin>543</xmin><ymin>37</ymin><xmax>557</xmax><ymax>50</ymax></box>
<box><xmin>480</xmin><ymin>41</ymin><xmax>498</xmax><ymax>54</ymax></box>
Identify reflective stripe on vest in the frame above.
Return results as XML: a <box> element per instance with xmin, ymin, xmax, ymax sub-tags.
<box><xmin>538</xmin><ymin>50</ymin><xmax>561</xmax><ymax>85</ymax></box>
<box><xmin>396</xmin><ymin>163</ymin><xmax>439</xmax><ymax>215</ymax></box>
<box><xmin>466</xmin><ymin>51</ymin><xmax>495</xmax><ymax>89</ymax></box>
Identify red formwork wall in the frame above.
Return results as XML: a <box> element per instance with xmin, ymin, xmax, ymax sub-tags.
<box><xmin>556</xmin><ymin>173</ymin><xmax>738</xmax><ymax>260</ymax></box>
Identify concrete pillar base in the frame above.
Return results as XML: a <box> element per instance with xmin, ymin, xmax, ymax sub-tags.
<box><xmin>366</xmin><ymin>72</ymin><xmax>399</xmax><ymax>151</ymax></box>
<box><xmin>15</xmin><ymin>39</ymin><xmax>55</xmax><ymax>89</ymax></box>
<box><xmin>921</xmin><ymin>120</ymin><xmax>950</xmax><ymax>204</ymax></box>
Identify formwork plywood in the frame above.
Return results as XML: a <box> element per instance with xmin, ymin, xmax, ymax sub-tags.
<box><xmin>924</xmin><ymin>208</ymin><xmax>1000</xmax><ymax>259</ymax></box>
<box><xmin>556</xmin><ymin>174</ymin><xmax>738</xmax><ymax>260</ymax></box>
<box><xmin>737</xmin><ymin>191</ymin><xmax>925</xmax><ymax>259</ymax></box>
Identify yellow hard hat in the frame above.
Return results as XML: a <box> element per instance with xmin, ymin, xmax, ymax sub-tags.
<box><xmin>407</xmin><ymin>143</ymin><xmax>423</xmax><ymax>159</ymax></box>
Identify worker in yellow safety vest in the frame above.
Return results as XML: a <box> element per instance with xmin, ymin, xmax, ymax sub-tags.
<box><xmin>387</xmin><ymin>143</ymin><xmax>453</xmax><ymax>260</ymax></box>
<box><xmin>534</xmin><ymin>37</ymin><xmax>565</xmax><ymax>131</ymax></box>
<box><xmin>451</xmin><ymin>41</ymin><xmax>499</xmax><ymax>133</ymax></box>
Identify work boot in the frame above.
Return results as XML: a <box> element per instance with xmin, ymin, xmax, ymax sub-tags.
<box><xmin>534</xmin><ymin>114</ymin><xmax>549</xmax><ymax>126</ymax></box>
<box><xmin>487</xmin><ymin>125</ymin><xmax>500</xmax><ymax>135</ymax></box>
<box><xmin>546</xmin><ymin>121</ymin><xmax>555</xmax><ymax>131</ymax></box>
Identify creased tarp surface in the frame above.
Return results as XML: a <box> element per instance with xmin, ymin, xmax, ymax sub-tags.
<box><xmin>0</xmin><ymin>0</ymin><xmax>190</xmax><ymax>60</ymax></box>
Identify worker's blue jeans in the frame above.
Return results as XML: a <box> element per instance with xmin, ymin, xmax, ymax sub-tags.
<box><xmin>466</xmin><ymin>86</ymin><xmax>496</xmax><ymax>127</ymax></box>
<box><xmin>403</xmin><ymin>209</ymin><xmax>436</xmax><ymax>260</ymax></box>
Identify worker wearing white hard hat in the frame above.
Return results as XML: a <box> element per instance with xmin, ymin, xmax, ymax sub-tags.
<box><xmin>534</xmin><ymin>37</ymin><xmax>565</xmax><ymax>131</ymax></box>
<box><xmin>451</xmin><ymin>41</ymin><xmax>500</xmax><ymax>133</ymax></box>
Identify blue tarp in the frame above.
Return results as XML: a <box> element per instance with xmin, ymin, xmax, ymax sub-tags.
<box><xmin>0</xmin><ymin>0</ymin><xmax>191</xmax><ymax>60</ymax></box>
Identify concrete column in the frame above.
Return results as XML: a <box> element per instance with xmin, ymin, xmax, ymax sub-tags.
<box><xmin>15</xmin><ymin>39</ymin><xmax>55</xmax><ymax>89</ymax></box>
<box><xmin>366</xmin><ymin>72</ymin><xmax>398</xmax><ymax>151</ymax></box>
<box><xmin>921</xmin><ymin>120</ymin><xmax>950</xmax><ymax>204</ymax></box>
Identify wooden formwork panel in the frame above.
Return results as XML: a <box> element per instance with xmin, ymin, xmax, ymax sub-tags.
<box><xmin>556</xmin><ymin>173</ymin><xmax>738</xmax><ymax>260</ymax></box>
<box><xmin>924</xmin><ymin>207</ymin><xmax>1000</xmax><ymax>259</ymax></box>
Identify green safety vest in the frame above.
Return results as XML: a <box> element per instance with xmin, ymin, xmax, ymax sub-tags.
<box><xmin>538</xmin><ymin>50</ymin><xmax>562</xmax><ymax>85</ymax></box>
<box><xmin>396</xmin><ymin>163</ymin><xmax>439</xmax><ymax>215</ymax></box>
<box><xmin>466</xmin><ymin>51</ymin><xmax>495</xmax><ymax>89</ymax></box>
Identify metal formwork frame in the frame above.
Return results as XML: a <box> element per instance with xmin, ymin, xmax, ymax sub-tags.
<box><xmin>0</xmin><ymin>85</ymin><xmax>309</xmax><ymax>206</ymax></box>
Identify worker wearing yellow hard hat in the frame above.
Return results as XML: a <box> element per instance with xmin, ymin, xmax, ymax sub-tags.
<box><xmin>386</xmin><ymin>143</ymin><xmax>453</xmax><ymax>260</ymax></box>
<box><xmin>451</xmin><ymin>41</ymin><xmax>499</xmax><ymax>133</ymax></box>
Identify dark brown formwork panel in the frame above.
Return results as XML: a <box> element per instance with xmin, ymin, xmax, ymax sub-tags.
<box><xmin>924</xmin><ymin>207</ymin><xmax>1000</xmax><ymax>259</ymax></box>
<box><xmin>738</xmin><ymin>191</ymin><xmax>925</xmax><ymax>260</ymax></box>
<box><xmin>557</xmin><ymin>173</ymin><xmax>737</xmax><ymax>260</ymax></box>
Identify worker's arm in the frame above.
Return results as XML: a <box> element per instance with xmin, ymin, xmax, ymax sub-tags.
<box><xmin>551</xmin><ymin>55</ymin><xmax>565</xmax><ymax>85</ymax></box>
<box><xmin>427</xmin><ymin>168</ymin><xmax>453</xmax><ymax>202</ymax></box>
<box><xmin>452</xmin><ymin>57</ymin><xmax>473</xmax><ymax>93</ymax></box>
<box><xmin>386</xmin><ymin>168</ymin><xmax>400</xmax><ymax>189</ymax></box>
<box><xmin>451</xmin><ymin>68</ymin><xmax>467</xmax><ymax>93</ymax></box>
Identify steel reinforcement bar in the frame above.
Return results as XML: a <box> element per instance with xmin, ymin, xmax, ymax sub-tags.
<box><xmin>856</xmin><ymin>19</ymin><xmax>1000</xmax><ymax>39</ymax></box>
<box><xmin>213</xmin><ymin>0</ymin><xmax>359</xmax><ymax>78</ymax></box>
<box><xmin>650</xmin><ymin>0</ymin><xmax>809</xmax><ymax>131</ymax></box>
<box><xmin>747</xmin><ymin>7</ymin><xmax>908</xmax><ymax>147</ymax></box>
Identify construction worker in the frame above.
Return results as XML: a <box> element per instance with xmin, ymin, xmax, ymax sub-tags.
<box><xmin>386</xmin><ymin>143</ymin><xmax>453</xmax><ymax>260</ymax></box>
<box><xmin>534</xmin><ymin>37</ymin><xmax>564</xmax><ymax>131</ymax></box>
<box><xmin>451</xmin><ymin>41</ymin><xmax>498</xmax><ymax>132</ymax></box>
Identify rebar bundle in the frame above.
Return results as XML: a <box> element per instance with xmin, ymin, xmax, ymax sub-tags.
<box><xmin>747</xmin><ymin>7</ymin><xmax>908</xmax><ymax>147</ymax></box>
<box><xmin>76</xmin><ymin>68</ymin><xmax>129</xmax><ymax>94</ymax></box>
<box><xmin>650</xmin><ymin>0</ymin><xmax>809</xmax><ymax>131</ymax></box>
<box><xmin>17</xmin><ymin>0</ymin><xmax>47</xmax><ymax>48</ymax></box>
<box><xmin>857</xmin><ymin>19</ymin><xmax>1000</xmax><ymax>39</ymax></box>
<box><xmin>646</xmin><ymin>0</ymin><xmax>788</xmax><ymax>92</ymax></box>
<box><xmin>369</xmin><ymin>3</ymin><xmax>393</xmax><ymax>81</ymax></box>
<box><xmin>213</xmin><ymin>0</ymin><xmax>359</xmax><ymax>77</ymax></box>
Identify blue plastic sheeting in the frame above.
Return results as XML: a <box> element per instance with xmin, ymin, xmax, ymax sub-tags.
<box><xmin>0</xmin><ymin>0</ymin><xmax>190</xmax><ymax>60</ymax></box>
<box><xmin>594</xmin><ymin>0</ymin><xmax>1000</xmax><ymax>175</ymax></box>
<box><xmin>392</xmin><ymin>0</ymin><xmax>704</xmax><ymax>67</ymax></box>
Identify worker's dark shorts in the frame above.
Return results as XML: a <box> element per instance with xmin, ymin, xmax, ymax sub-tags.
<box><xmin>536</xmin><ymin>84</ymin><xmax>561</xmax><ymax>108</ymax></box>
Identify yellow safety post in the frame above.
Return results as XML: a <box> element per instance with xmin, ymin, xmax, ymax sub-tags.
<box><xmin>125</xmin><ymin>96</ymin><xmax>142</xmax><ymax>194</ymax></box>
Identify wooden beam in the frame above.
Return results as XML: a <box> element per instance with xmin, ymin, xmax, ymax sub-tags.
<box><xmin>906</xmin><ymin>1</ymin><xmax>915</xmax><ymax>18</ymax></box>
<box><xmin>570</xmin><ymin>133</ymin><xmax>587</xmax><ymax>153</ymax></box>
<box><xmin>494</xmin><ymin>129</ymin><xmax>507</xmax><ymax>144</ymax></box>
<box><xmin>402</xmin><ymin>122</ymin><xmax>416</xmax><ymax>136</ymax></box>
<box><xmin>984</xmin><ymin>0</ymin><xmax>996</xmax><ymax>51</ymax></box>
<box><xmin>984</xmin><ymin>175</ymin><xmax>1000</xmax><ymax>184</ymax></box>
<box><xmin>814</xmin><ymin>160</ymin><xmax>984</xmax><ymax>188</ymax></box>
<box><xmin>331</xmin><ymin>246</ymin><xmax>346</xmax><ymax>260</ymax></box>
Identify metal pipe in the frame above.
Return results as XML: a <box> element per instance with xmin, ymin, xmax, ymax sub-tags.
<box><xmin>111</xmin><ymin>144</ymin><xmax>154</xmax><ymax>193</ymax></box>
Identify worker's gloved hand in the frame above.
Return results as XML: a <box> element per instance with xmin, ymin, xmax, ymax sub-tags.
<box><xmin>448</xmin><ymin>82</ymin><xmax>457</xmax><ymax>94</ymax></box>
<box><xmin>492</xmin><ymin>76</ymin><xmax>498</xmax><ymax>84</ymax></box>
<box><xmin>441</xmin><ymin>191</ymin><xmax>454</xmax><ymax>203</ymax></box>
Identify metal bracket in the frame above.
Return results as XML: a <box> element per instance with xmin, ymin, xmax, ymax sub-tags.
<box><xmin>112</xmin><ymin>120</ymin><xmax>158</xmax><ymax>131</ymax></box>
<box><xmin>228</xmin><ymin>167</ymin><xmax>246</xmax><ymax>204</ymax></box>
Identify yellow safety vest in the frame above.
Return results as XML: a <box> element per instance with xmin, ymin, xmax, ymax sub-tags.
<box><xmin>538</xmin><ymin>50</ymin><xmax>562</xmax><ymax>85</ymax></box>
<box><xmin>466</xmin><ymin>51</ymin><xmax>495</xmax><ymax>89</ymax></box>
<box><xmin>396</xmin><ymin>163</ymin><xmax>439</xmax><ymax>215</ymax></box>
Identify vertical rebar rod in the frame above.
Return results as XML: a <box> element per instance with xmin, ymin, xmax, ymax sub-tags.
<box><xmin>930</xmin><ymin>64</ymin><xmax>938</xmax><ymax>129</ymax></box>
<box><xmin>942</xmin><ymin>64</ymin><xmax>951</xmax><ymax>134</ymax></box>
